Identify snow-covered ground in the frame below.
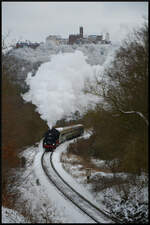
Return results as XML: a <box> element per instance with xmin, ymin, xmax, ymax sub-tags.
<box><xmin>8</xmin><ymin>42</ymin><xmax>117</xmax><ymax>65</ymax></box>
<box><xmin>2</xmin><ymin>207</ymin><xmax>28</xmax><ymax>223</ymax></box>
<box><xmin>2</xmin><ymin>132</ymin><xmax>148</xmax><ymax>223</ymax></box>
<box><xmin>2</xmin><ymin>133</ymin><xmax>107</xmax><ymax>223</ymax></box>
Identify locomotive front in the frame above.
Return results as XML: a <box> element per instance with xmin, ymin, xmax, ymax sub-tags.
<box><xmin>43</xmin><ymin>128</ymin><xmax>60</xmax><ymax>152</ymax></box>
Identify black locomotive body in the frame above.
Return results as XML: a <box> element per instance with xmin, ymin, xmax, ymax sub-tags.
<box><xmin>43</xmin><ymin>128</ymin><xmax>60</xmax><ymax>152</ymax></box>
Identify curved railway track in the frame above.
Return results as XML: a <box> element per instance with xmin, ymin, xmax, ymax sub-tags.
<box><xmin>41</xmin><ymin>150</ymin><xmax>121</xmax><ymax>224</ymax></box>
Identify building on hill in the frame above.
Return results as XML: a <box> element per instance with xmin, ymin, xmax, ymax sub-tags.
<box><xmin>68</xmin><ymin>26</ymin><xmax>110</xmax><ymax>45</ymax></box>
<box><xmin>16</xmin><ymin>41</ymin><xmax>40</xmax><ymax>49</ymax></box>
<box><xmin>68</xmin><ymin>26</ymin><xmax>84</xmax><ymax>44</ymax></box>
<box><xmin>45</xmin><ymin>26</ymin><xmax>111</xmax><ymax>45</ymax></box>
<box><xmin>105</xmin><ymin>32</ymin><xmax>111</xmax><ymax>44</ymax></box>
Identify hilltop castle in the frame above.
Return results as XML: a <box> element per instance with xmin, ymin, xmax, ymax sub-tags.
<box><xmin>45</xmin><ymin>26</ymin><xmax>111</xmax><ymax>45</ymax></box>
<box><xmin>68</xmin><ymin>26</ymin><xmax>111</xmax><ymax>45</ymax></box>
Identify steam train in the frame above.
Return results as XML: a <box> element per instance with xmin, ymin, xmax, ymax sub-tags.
<box><xmin>43</xmin><ymin>124</ymin><xmax>84</xmax><ymax>152</ymax></box>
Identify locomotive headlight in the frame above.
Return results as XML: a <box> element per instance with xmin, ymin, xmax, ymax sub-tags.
<box><xmin>53</xmin><ymin>143</ymin><xmax>55</xmax><ymax>146</ymax></box>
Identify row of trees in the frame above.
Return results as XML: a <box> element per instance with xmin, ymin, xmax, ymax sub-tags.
<box><xmin>2</xmin><ymin>49</ymin><xmax>48</xmax><ymax>207</ymax></box>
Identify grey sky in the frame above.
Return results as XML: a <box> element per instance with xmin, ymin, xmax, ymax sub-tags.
<box><xmin>2</xmin><ymin>1</ymin><xmax>148</xmax><ymax>43</ymax></box>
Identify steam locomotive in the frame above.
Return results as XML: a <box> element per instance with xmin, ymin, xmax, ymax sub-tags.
<box><xmin>43</xmin><ymin>124</ymin><xmax>84</xmax><ymax>152</ymax></box>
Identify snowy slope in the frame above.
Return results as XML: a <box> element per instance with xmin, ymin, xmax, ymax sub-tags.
<box><xmin>2</xmin><ymin>132</ymin><xmax>148</xmax><ymax>223</ymax></box>
<box><xmin>6</xmin><ymin>42</ymin><xmax>118</xmax><ymax>91</ymax></box>
<box><xmin>8</xmin><ymin>42</ymin><xmax>117</xmax><ymax>65</ymax></box>
<box><xmin>3</xmin><ymin>137</ymin><xmax>98</xmax><ymax>223</ymax></box>
<box><xmin>1</xmin><ymin>132</ymin><xmax>112</xmax><ymax>223</ymax></box>
<box><xmin>32</xmin><ymin>141</ymin><xmax>96</xmax><ymax>223</ymax></box>
<box><xmin>2</xmin><ymin>207</ymin><xmax>28</xmax><ymax>223</ymax></box>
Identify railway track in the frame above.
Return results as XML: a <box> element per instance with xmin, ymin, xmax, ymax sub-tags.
<box><xmin>41</xmin><ymin>150</ymin><xmax>121</xmax><ymax>224</ymax></box>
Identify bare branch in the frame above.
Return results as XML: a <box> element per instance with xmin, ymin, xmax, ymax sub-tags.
<box><xmin>118</xmin><ymin>109</ymin><xmax>149</xmax><ymax>126</ymax></box>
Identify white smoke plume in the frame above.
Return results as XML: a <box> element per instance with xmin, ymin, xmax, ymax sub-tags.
<box><xmin>22</xmin><ymin>48</ymin><xmax>117</xmax><ymax>128</ymax></box>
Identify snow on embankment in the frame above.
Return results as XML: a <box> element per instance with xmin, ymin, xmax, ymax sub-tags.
<box><xmin>2</xmin><ymin>207</ymin><xmax>28</xmax><ymax>223</ymax></box>
<box><xmin>22</xmin><ymin>49</ymin><xmax>116</xmax><ymax>128</ymax></box>
<box><xmin>8</xmin><ymin>42</ymin><xmax>118</xmax><ymax>65</ymax></box>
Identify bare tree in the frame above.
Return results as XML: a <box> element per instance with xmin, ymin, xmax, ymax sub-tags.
<box><xmin>102</xmin><ymin>21</ymin><xmax>148</xmax><ymax>126</ymax></box>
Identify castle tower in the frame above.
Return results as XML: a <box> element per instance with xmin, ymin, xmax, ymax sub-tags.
<box><xmin>80</xmin><ymin>26</ymin><xmax>83</xmax><ymax>38</ymax></box>
<box><xmin>105</xmin><ymin>32</ymin><xmax>110</xmax><ymax>43</ymax></box>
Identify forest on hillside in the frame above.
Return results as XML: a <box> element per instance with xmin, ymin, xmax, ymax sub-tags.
<box><xmin>2</xmin><ymin>58</ymin><xmax>48</xmax><ymax>207</ymax></box>
<box><xmin>68</xmin><ymin>21</ymin><xmax>148</xmax><ymax>175</ymax></box>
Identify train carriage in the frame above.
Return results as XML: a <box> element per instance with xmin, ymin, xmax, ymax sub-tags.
<box><xmin>59</xmin><ymin>124</ymin><xmax>84</xmax><ymax>143</ymax></box>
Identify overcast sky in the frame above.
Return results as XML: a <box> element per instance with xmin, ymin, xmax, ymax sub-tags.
<box><xmin>2</xmin><ymin>1</ymin><xmax>148</xmax><ymax>44</ymax></box>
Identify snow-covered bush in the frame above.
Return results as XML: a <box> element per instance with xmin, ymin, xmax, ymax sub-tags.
<box><xmin>103</xmin><ymin>176</ymin><xmax>148</xmax><ymax>223</ymax></box>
